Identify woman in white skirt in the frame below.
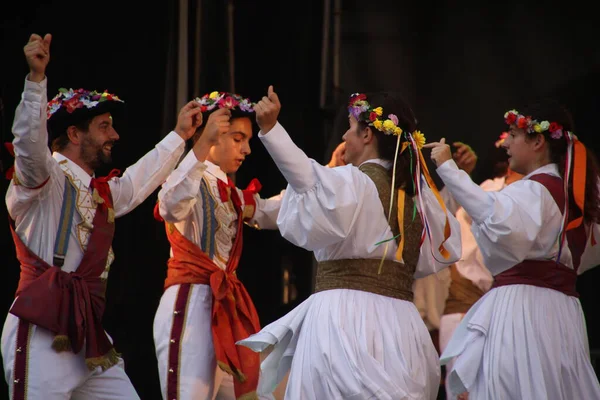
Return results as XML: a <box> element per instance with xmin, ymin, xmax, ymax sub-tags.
<box><xmin>426</xmin><ymin>99</ymin><xmax>600</xmax><ymax>399</ymax></box>
<box><xmin>238</xmin><ymin>87</ymin><xmax>462</xmax><ymax>399</ymax></box>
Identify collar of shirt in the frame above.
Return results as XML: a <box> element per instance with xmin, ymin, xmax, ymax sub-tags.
<box><xmin>204</xmin><ymin>159</ymin><xmax>229</xmax><ymax>184</ymax></box>
<box><xmin>53</xmin><ymin>152</ymin><xmax>93</xmax><ymax>188</ymax></box>
<box><xmin>359</xmin><ymin>158</ymin><xmax>392</xmax><ymax>170</ymax></box>
<box><xmin>523</xmin><ymin>163</ymin><xmax>560</xmax><ymax>180</ymax></box>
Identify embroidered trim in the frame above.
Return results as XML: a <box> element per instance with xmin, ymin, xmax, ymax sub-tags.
<box><xmin>12</xmin><ymin>319</ymin><xmax>32</xmax><ymax>400</ymax></box>
<box><xmin>167</xmin><ymin>283</ymin><xmax>193</xmax><ymax>400</ymax></box>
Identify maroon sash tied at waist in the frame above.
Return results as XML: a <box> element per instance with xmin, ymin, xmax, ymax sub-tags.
<box><xmin>492</xmin><ymin>173</ymin><xmax>587</xmax><ymax>298</ymax></box>
<box><xmin>8</xmin><ymin>171</ymin><xmax>120</xmax><ymax>370</ymax></box>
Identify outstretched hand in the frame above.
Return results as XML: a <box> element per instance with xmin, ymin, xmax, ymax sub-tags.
<box><xmin>422</xmin><ymin>138</ymin><xmax>452</xmax><ymax>167</ymax></box>
<box><xmin>174</xmin><ymin>100</ymin><xmax>203</xmax><ymax>140</ymax></box>
<box><xmin>24</xmin><ymin>33</ymin><xmax>52</xmax><ymax>83</ymax></box>
<box><xmin>255</xmin><ymin>85</ymin><xmax>281</xmax><ymax>134</ymax></box>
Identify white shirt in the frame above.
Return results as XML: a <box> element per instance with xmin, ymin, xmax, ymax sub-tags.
<box><xmin>258</xmin><ymin>122</ymin><xmax>462</xmax><ymax>278</ymax></box>
<box><xmin>157</xmin><ymin>150</ymin><xmax>282</xmax><ymax>270</ymax></box>
<box><xmin>437</xmin><ymin>160</ymin><xmax>600</xmax><ymax>275</ymax></box>
<box><xmin>452</xmin><ymin>177</ymin><xmax>505</xmax><ymax>291</ymax></box>
<box><xmin>6</xmin><ymin>77</ymin><xmax>186</xmax><ymax>277</ymax></box>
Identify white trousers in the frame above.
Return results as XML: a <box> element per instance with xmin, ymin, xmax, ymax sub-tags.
<box><xmin>154</xmin><ymin>284</ymin><xmax>274</xmax><ymax>400</ymax></box>
<box><xmin>1</xmin><ymin>313</ymin><xmax>139</xmax><ymax>400</ymax></box>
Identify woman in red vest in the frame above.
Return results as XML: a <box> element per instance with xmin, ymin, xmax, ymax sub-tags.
<box><xmin>426</xmin><ymin>100</ymin><xmax>600</xmax><ymax>399</ymax></box>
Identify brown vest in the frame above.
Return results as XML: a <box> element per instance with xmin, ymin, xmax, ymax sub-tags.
<box><xmin>314</xmin><ymin>163</ymin><xmax>423</xmax><ymax>301</ymax></box>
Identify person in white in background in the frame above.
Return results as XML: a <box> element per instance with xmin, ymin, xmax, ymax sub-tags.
<box><xmin>426</xmin><ymin>99</ymin><xmax>600</xmax><ymax>399</ymax></box>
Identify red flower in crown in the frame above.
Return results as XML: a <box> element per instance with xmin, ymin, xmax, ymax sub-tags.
<box><xmin>517</xmin><ymin>117</ymin><xmax>529</xmax><ymax>129</ymax></box>
<box><xmin>219</xmin><ymin>96</ymin><xmax>239</xmax><ymax>109</ymax></box>
<box><xmin>369</xmin><ymin>112</ymin><xmax>377</xmax><ymax>121</ymax></box>
<box><xmin>349</xmin><ymin>93</ymin><xmax>366</xmax><ymax>105</ymax></box>
<box><xmin>64</xmin><ymin>96</ymin><xmax>81</xmax><ymax>113</ymax></box>
<box><xmin>548</xmin><ymin>122</ymin><xmax>560</xmax><ymax>132</ymax></box>
<box><xmin>505</xmin><ymin>113</ymin><xmax>517</xmax><ymax>125</ymax></box>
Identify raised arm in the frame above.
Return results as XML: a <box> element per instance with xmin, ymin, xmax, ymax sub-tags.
<box><xmin>11</xmin><ymin>34</ymin><xmax>57</xmax><ymax>189</ymax></box>
<box><xmin>254</xmin><ymin>86</ymin><xmax>366</xmax><ymax>249</ymax></box>
<box><xmin>157</xmin><ymin>108</ymin><xmax>231</xmax><ymax>222</ymax></box>
<box><xmin>109</xmin><ymin>100</ymin><xmax>204</xmax><ymax>217</ymax></box>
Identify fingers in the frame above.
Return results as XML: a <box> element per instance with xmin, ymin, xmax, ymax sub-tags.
<box><xmin>210</xmin><ymin>107</ymin><xmax>231</xmax><ymax>118</ymax></box>
<box><xmin>440</xmin><ymin>137</ymin><xmax>446</xmax><ymax>145</ymax></box>
<box><xmin>184</xmin><ymin>106</ymin><xmax>202</xmax><ymax>121</ymax></box>
<box><xmin>253</xmin><ymin>102</ymin><xmax>265</xmax><ymax>114</ymax></box>
<box><xmin>29</xmin><ymin>33</ymin><xmax>42</xmax><ymax>43</ymax></box>
<box><xmin>182</xmin><ymin>100</ymin><xmax>201</xmax><ymax>112</ymax></box>
<box><xmin>24</xmin><ymin>37</ymin><xmax>49</xmax><ymax>58</ymax></box>
<box><xmin>267</xmin><ymin>85</ymin><xmax>281</xmax><ymax>107</ymax></box>
<box><xmin>43</xmin><ymin>33</ymin><xmax>52</xmax><ymax>46</ymax></box>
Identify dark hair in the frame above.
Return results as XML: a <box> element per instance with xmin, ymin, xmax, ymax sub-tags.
<box><xmin>356</xmin><ymin>92</ymin><xmax>419</xmax><ymax>196</ymax></box>
<box><xmin>521</xmin><ymin>98</ymin><xmax>600</xmax><ymax>223</ymax></box>
<box><xmin>50</xmin><ymin>117</ymin><xmax>94</xmax><ymax>152</ymax></box>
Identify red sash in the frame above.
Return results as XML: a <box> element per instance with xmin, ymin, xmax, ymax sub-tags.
<box><xmin>8</xmin><ymin>172</ymin><xmax>120</xmax><ymax>370</ymax></box>
<box><xmin>155</xmin><ymin>178</ymin><xmax>262</xmax><ymax>399</ymax></box>
<box><xmin>493</xmin><ymin>173</ymin><xmax>587</xmax><ymax>297</ymax></box>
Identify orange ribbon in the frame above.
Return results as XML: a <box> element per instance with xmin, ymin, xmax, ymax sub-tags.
<box><xmin>566</xmin><ymin>140</ymin><xmax>586</xmax><ymax>232</ymax></box>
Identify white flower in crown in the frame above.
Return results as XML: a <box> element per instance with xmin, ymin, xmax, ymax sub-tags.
<box><xmin>48</xmin><ymin>102</ymin><xmax>61</xmax><ymax>116</ymax></box>
<box><xmin>540</xmin><ymin>121</ymin><xmax>550</xmax><ymax>131</ymax></box>
<box><xmin>62</xmin><ymin>89</ymin><xmax>76</xmax><ymax>100</ymax></box>
<box><xmin>81</xmin><ymin>98</ymin><xmax>99</xmax><ymax>109</ymax></box>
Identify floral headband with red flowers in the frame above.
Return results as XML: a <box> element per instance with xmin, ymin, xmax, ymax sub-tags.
<box><xmin>47</xmin><ymin>88</ymin><xmax>123</xmax><ymax>120</ymax></box>
<box><xmin>195</xmin><ymin>91</ymin><xmax>254</xmax><ymax>113</ymax></box>
<box><xmin>347</xmin><ymin>93</ymin><xmax>425</xmax><ymax>149</ymax></box>
<box><xmin>504</xmin><ymin>109</ymin><xmax>571</xmax><ymax>140</ymax></box>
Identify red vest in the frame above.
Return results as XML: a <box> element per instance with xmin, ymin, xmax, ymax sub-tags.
<box><xmin>493</xmin><ymin>173</ymin><xmax>587</xmax><ymax>297</ymax></box>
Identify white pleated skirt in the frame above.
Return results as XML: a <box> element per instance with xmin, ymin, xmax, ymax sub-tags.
<box><xmin>441</xmin><ymin>284</ymin><xmax>600</xmax><ymax>399</ymax></box>
<box><xmin>238</xmin><ymin>288</ymin><xmax>440</xmax><ymax>400</ymax></box>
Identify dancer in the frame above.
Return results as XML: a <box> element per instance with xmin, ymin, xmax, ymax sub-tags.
<box><xmin>2</xmin><ymin>33</ymin><xmax>201</xmax><ymax>399</ymax></box>
<box><xmin>153</xmin><ymin>91</ymin><xmax>281</xmax><ymax>400</ymax></box>
<box><xmin>238</xmin><ymin>87</ymin><xmax>462</xmax><ymax>399</ymax></box>
<box><xmin>426</xmin><ymin>100</ymin><xmax>600</xmax><ymax>399</ymax></box>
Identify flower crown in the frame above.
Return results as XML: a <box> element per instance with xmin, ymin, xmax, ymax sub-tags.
<box><xmin>504</xmin><ymin>109</ymin><xmax>570</xmax><ymax>140</ymax></box>
<box><xmin>348</xmin><ymin>93</ymin><xmax>425</xmax><ymax>149</ymax></box>
<box><xmin>47</xmin><ymin>88</ymin><xmax>123</xmax><ymax>120</ymax></box>
<box><xmin>195</xmin><ymin>91</ymin><xmax>254</xmax><ymax>113</ymax></box>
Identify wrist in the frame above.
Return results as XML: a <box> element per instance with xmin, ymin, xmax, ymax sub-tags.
<box><xmin>28</xmin><ymin>71</ymin><xmax>45</xmax><ymax>83</ymax></box>
<box><xmin>259</xmin><ymin>122</ymin><xmax>276</xmax><ymax>135</ymax></box>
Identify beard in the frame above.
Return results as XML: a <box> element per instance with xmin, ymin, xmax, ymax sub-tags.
<box><xmin>81</xmin><ymin>136</ymin><xmax>113</xmax><ymax>171</ymax></box>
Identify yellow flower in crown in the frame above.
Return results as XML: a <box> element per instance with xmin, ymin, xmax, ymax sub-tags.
<box><xmin>533</xmin><ymin>124</ymin><xmax>543</xmax><ymax>133</ymax></box>
<box><xmin>373</xmin><ymin>120</ymin><xmax>383</xmax><ymax>130</ymax></box>
<box><xmin>209</xmin><ymin>91</ymin><xmax>219</xmax><ymax>99</ymax></box>
<box><xmin>412</xmin><ymin>130</ymin><xmax>426</xmax><ymax>149</ymax></box>
<box><xmin>383</xmin><ymin>119</ymin><xmax>396</xmax><ymax>132</ymax></box>
<box><xmin>373</xmin><ymin>107</ymin><xmax>383</xmax><ymax>116</ymax></box>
